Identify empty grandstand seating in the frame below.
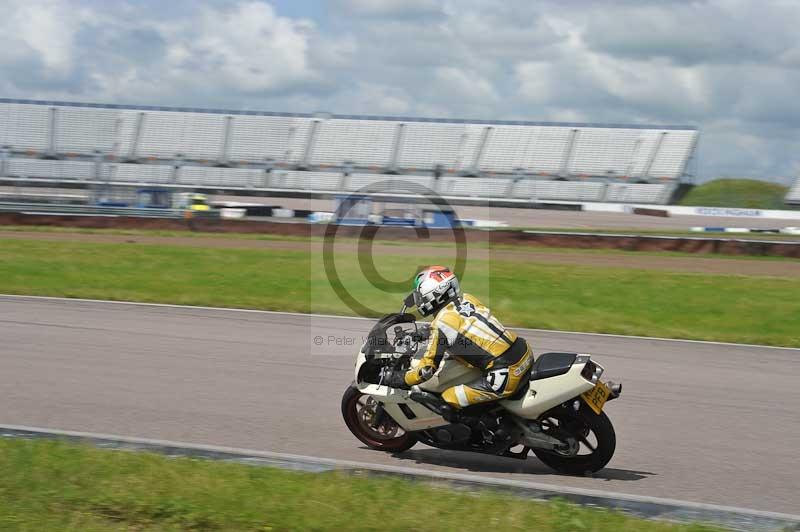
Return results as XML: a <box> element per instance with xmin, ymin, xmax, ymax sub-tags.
<box><xmin>311</xmin><ymin>119</ymin><xmax>396</xmax><ymax>168</ymax></box>
<box><xmin>55</xmin><ymin>106</ymin><xmax>119</xmax><ymax>155</ymax></box>
<box><xmin>442</xmin><ymin>177</ymin><xmax>510</xmax><ymax>198</ymax></box>
<box><xmin>0</xmin><ymin>99</ymin><xmax>698</xmax><ymax>204</ymax></box>
<box><xmin>483</xmin><ymin>125</ymin><xmax>572</xmax><ymax>175</ymax></box>
<box><xmin>0</xmin><ymin>103</ymin><xmax>50</xmax><ymax>152</ymax></box>
<box><xmin>178</xmin><ymin>166</ymin><xmax>260</xmax><ymax>188</ymax></box>
<box><xmin>268</xmin><ymin>170</ymin><xmax>340</xmax><ymax>191</ymax></box>
<box><xmin>512</xmin><ymin>180</ymin><xmax>606</xmax><ymax>202</ymax></box>
<box><xmin>228</xmin><ymin>115</ymin><xmax>310</xmax><ymax>164</ymax></box>
<box><xmin>604</xmin><ymin>182</ymin><xmax>671</xmax><ymax>204</ymax></box>
<box><xmin>347</xmin><ymin>173</ymin><xmax>433</xmax><ymax>194</ymax></box>
<box><xmin>111</xmin><ymin>162</ymin><xmax>173</xmax><ymax>184</ymax></box>
<box><xmin>8</xmin><ymin>158</ymin><xmax>97</xmax><ymax>181</ymax></box>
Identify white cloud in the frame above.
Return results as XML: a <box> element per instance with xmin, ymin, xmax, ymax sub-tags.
<box><xmin>344</xmin><ymin>83</ymin><xmax>411</xmax><ymax>115</ymax></box>
<box><xmin>583</xmin><ymin>55</ymin><xmax>711</xmax><ymax>114</ymax></box>
<box><xmin>158</xmin><ymin>2</ymin><xmax>319</xmax><ymax>93</ymax></box>
<box><xmin>434</xmin><ymin>67</ymin><xmax>497</xmax><ymax>102</ymax></box>
<box><xmin>515</xmin><ymin>62</ymin><xmax>556</xmax><ymax>105</ymax></box>
<box><xmin>0</xmin><ymin>0</ymin><xmax>94</xmax><ymax>76</ymax></box>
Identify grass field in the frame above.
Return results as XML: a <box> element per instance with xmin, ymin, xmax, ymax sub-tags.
<box><xmin>0</xmin><ymin>438</ymin><xmax>718</xmax><ymax>531</ymax></box>
<box><xmin>679</xmin><ymin>178</ymin><xmax>792</xmax><ymax>209</ymax></box>
<box><xmin>1</xmin><ymin>237</ymin><xmax>798</xmax><ymax>346</ymax></box>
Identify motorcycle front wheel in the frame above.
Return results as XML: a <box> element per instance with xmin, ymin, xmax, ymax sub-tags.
<box><xmin>532</xmin><ymin>401</ymin><xmax>616</xmax><ymax>475</ymax></box>
<box><xmin>341</xmin><ymin>384</ymin><xmax>417</xmax><ymax>452</ymax></box>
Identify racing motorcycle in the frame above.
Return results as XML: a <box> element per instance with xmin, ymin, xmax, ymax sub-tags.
<box><xmin>341</xmin><ymin>295</ymin><xmax>622</xmax><ymax>475</ymax></box>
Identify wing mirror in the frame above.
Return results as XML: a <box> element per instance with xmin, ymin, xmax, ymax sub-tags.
<box><xmin>404</xmin><ymin>293</ymin><xmax>416</xmax><ymax>308</ymax></box>
<box><xmin>400</xmin><ymin>292</ymin><xmax>416</xmax><ymax>314</ymax></box>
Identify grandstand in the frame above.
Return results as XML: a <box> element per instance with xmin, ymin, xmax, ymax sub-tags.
<box><xmin>0</xmin><ymin>98</ymin><xmax>699</xmax><ymax>204</ymax></box>
<box><xmin>787</xmin><ymin>178</ymin><xmax>800</xmax><ymax>205</ymax></box>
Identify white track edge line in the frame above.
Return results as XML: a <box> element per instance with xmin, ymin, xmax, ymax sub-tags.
<box><xmin>2</xmin><ymin>423</ymin><xmax>798</xmax><ymax>523</ymax></box>
<box><xmin>2</xmin><ymin>293</ymin><xmax>798</xmax><ymax>352</ymax></box>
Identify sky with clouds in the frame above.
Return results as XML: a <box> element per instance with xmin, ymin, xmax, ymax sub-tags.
<box><xmin>1</xmin><ymin>0</ymin><xmax>798</xmax><ymax>183</ymax></box>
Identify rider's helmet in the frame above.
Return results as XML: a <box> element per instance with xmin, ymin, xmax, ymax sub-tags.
<box><xmin>412</xmin><ymin>265</ymin><xmax>460</xmax><ymax>317</ymax></box>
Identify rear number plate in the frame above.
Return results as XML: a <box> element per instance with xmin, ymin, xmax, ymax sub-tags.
<box><xmin>582</xmin><ymin>382</ymin><xmax>610</xmax><ymax>414</ymax></box>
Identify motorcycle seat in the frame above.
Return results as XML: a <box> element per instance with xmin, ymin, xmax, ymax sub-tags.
<box><xmin>531</xmin><ymin>352</ymin><xmax>577</xmax><ymax>381</ymax></box>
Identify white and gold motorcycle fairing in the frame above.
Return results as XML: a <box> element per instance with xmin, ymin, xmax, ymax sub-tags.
<box><xmin>354</xmin><ymin>349</ymin><xmax>601</xmax><ymax>432</ymax></box>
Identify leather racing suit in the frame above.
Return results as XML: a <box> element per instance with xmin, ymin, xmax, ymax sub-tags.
<box><xmin>403</xmin><ymin>293</ymin><xmax>532</xmax><ymax>408</ymax></box>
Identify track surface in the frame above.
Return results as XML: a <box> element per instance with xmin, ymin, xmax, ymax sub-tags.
<box><xmin>2</xmin><ymin>296</ymin><xmax>798</xmax><ymax>514</ymax></box>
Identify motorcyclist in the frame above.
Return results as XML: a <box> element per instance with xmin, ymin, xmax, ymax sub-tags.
<box><xmin>386</xmin><ymin>266</ymin><xmax>533</xmax><ymax>415</ymax></box>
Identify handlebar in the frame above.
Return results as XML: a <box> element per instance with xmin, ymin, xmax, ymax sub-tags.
<box><xmin>364</xmin><ymin>312</ymin><xmax>428</xmax><ymax>359</ymax></box>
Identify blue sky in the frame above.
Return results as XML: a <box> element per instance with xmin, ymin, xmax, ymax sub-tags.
<box><xmin>1</xmin><ymin>0</ymin><xmax>799</xmax><ymax>183</ymax></box>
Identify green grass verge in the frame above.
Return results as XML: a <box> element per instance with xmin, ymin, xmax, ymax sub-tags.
<box><xmin>1</xmin><ymin>238</ymin><xmax>798</xmax><ymax>346</ymax></box>
<box><xmin>679</xmin><ymin>179</ymin><xmax>792</xmax><ymax>209</ymax></box>
<box><xmin>0</xmin><ymin>224</ymin><xmax>320</xmax><ymax>242</ymax></box>
<box><xmin>0</xmin><ymin>438</ymin><xmax>719</xmax><ymax>531</ymax></box>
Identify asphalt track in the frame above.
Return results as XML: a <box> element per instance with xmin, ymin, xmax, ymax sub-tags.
<box><xmin>2</xmin><ymin>295</ymin><xmax>798</xmax><ymax>516</ymax></box>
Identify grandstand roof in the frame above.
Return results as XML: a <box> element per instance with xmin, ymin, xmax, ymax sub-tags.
<box><xmin>0</xmin><ymin>97</ymin><xmax>698</xmax><ymax>131</ymax></box>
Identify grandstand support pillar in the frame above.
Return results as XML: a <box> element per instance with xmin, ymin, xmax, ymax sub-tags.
<box><xmin>93</xmin><ymin>149</ymin><xmax>104</xmax><ymax>181</ymax></box>
<box><xmin>429</xmin><ymin>163</ymin><xmax>443</xmax><ymax>194</ymax></box>
<box><xmin>126</xmin><ymin>112</ymin><xmax>145</xmax><ymax>162</ymax></box>
<box><xmin>109</xmin><ymin>116</ymin><xmax>123</xmax><ymax>162</ymax></box>
<box><xmin>506</xmin><ymin>167</ymin><xmax>525</xmax><ymax>198</ymax></box>
<box><xmin>0</xmin><ymin>146</ymin><xmax>9</xmax><ymax>177</ymax></box>
<box><xmin>559</xmin><ymin>128</ymin><xmax>578</xmax><ymax>178</ymax></box>
<box><xmin>45</xmin><ymin>107</ymin><xmax>58</xmax><ymax>159</ymax></box>
<box><xmin>172</xmin><ymin>153</ymin><xmax>184</xmax><ymax>183</ymax></box>
<box><xmin>339</xmin><ymin>161</ymin><xmax>353</xmax><ymax>191</ymax></box>
<box><xmin>530</xmin><ymin>178</ymin><xmax>540</xmax><ymax>204</ymax></box>
<box><xmin>263</xmin><ymin>158</ymin><xmax>275</xmax><ymax>188</ymax></box>
<box><xmin>658</xmin><ymin>181</ymin><xmax>677</xmax><ymax>204</ymax></box>
<box><xmin>284</xmin><ymin>126</ymin><xmax>296</xmax><ymax>165</ymax></box>
<box><xmin>681</xmin><ymin>132</ymin><xmax>699</xmax><ymax>184</ymax></box>
<box><xmin>625</xmin><ymin>138</ymin><xmax>642</xmax><ymax>179</ymax></box>
<box><xmin>299</xmin><ymin>119</ymin><xmax>321</xmax><ymax>170</ymax></box>
<box><xmin>386</xmin><ymin>123</ymin><xmax>404</xmax><ymax>173</ymax></box>
<box><xmin>218</xmin><ymin>116</ymin><xmax>233</xmax><ymax>167</ymax></box>
<box><xmin>643</xmin><ymin>131</ymin><xmax>666</xmax><ymax>181</ymax></box>
<box><xmin>467</xmin><ymin>126</ymin><xmax>492</xmax><ymax>176</ymax></box>
<box><xmin>601</xmin><ymin>178</ymin><xmax>614</xmax><ymax>202</ymax></box>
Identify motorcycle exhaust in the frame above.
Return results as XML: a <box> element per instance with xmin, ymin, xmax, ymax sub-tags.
<box><xmin>512</xmin><ymin>417</ymin><xmax>566</xmax><ymax>451</ymax></box>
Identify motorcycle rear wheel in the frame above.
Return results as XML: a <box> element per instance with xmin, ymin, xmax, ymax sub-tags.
<box><xmin>341</xmin><ymin>384</ymin><xmax>417</xmax><ymax>452</ymax></box>
<box><xmin>532</xmin><ymin>402</ymin><xmax>616</xmax><ymax>475</ymax></box>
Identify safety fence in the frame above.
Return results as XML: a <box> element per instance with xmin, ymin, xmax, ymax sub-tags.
<box><xmin>0</xmin><ymin>202</ymin><xmax>186</xmax><ymax>218</ymax></box>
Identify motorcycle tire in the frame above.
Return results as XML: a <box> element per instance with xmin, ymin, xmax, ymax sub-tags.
<box><xmin>341</xmin><ymin>383</ymin><xmax>417</xmax><ymax>452</ymax></box>
<box><xmin>532</xmin><ymin>402</ymin><xmax>616</xmax><ymax>475</ymax></box>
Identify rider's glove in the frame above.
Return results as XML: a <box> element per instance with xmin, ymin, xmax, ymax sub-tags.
<box><xmin>384</xmin><ymin>369</ymin><xmax>411</xmax><ymax>390</ymax></box>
